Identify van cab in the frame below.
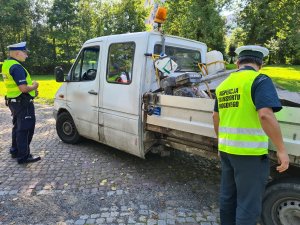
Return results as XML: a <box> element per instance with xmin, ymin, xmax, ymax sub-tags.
<box><xmin>53</xmin><ymin>31</ymin><xmax>207</xmax><ymax>158</ymax></box>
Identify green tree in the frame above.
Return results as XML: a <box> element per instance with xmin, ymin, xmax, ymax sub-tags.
<box><xmin>228</xmin><ymin>27</ymin><xmax>247</xmax><ymax>47</ymax></box>
<box><xmin>164</xmin><ymin>0</ymin><xmax>226</xmax><ymax>53</ymax></box>
<box><xmin>101</xmin><ymin>0</ymin><xmax>147</xmax><ymax>36</ymax></box>
<box><xmin>77</xmin><ymin>0</ymin><xmax>98</xmax><ymax>42</ymax></box>
<box><xmin>238</xmin><ymin>0</ymin><xmax>300</xmax><ymax>64</ymax></box>
<box><xmin>0</xmin><ymin>0</ymin><xmax>32</xmax><ymax>61</ymax></box>
<box><xmin>264</xmin><ymin>37</ymin><xmax>280</xmax><ymax>64</ymax></box>
<box><xmin>26</xmin><ymin>0</ymin><xmax>55</xmax><ymax>73</ymax></box>
<box><xmin>48</xmin><ymin>0</ymin><xmax>80</xmax><ymax>64</ymax></box>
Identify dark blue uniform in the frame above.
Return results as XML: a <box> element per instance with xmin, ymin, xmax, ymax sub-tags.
<box><xmin>7</xmin><ymin>58</ymin><xmax>36</xmax><ymax>163</ymax></box>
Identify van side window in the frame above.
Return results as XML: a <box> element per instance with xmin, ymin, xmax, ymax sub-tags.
<box><xmin>107</xmin><ymin>42</ymin><xmax>135</xmax><ymax>84</ymax></box>
<box><xmin>71</xmin><ymin>46</ymin><xmax>100</xmax><ymax>81</ymax></box>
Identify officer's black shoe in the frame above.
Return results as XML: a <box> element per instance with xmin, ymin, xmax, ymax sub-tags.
<box><xmin>18</xmin><ymin>156</ymin><xmax>41</xmax><ymax>164</ymax></box>
<box><xmin>11</xmin><ymin>153</ymin><xmax>17</xmax><ymax>159</ymax></box>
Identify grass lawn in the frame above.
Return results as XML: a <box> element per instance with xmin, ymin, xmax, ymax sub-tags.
<box><xmin>0</xmin><ymin>65</ymin><xmax>299</xmax><ymax>105</ymax></box>
<box><xmin>260</xmin><ymin>65</ymin><xmax>300</xmax><ymax>92</ymax></box>
<box><xmin>226</xmin><ymin>64</ymin><xmax>300</xmax><ymax>92</ymax></box>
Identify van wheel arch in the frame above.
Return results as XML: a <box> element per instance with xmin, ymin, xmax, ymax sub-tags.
<box><xmin>56</xmin><ymin>111</ymin><xmax>81</xmax><ymax>144</ymax></box>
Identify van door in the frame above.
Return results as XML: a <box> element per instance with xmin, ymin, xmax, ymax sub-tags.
<box><xmin>66</xmin><ymin>44</ymin><xmax>102</xmax><ymax>141</ymax></box>
<box><xmin>102</xmin><ymin>37</ymin><xmax>146</xmax><ymax>157</ymax></box>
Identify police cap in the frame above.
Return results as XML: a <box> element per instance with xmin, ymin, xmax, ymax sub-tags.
<box><xmin>7</xmin><ymin>41</ymin><xmax>28</xmax><ymax>52</ymax></box>
<box><xmin>235</xmin><ymin>45</ymin><xmax>269</xmax><ymax>60</ymax></box>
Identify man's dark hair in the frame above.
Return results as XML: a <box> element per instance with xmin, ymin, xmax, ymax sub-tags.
<box><xmin>238</xmin><ymin>56</ymin><xmax>263</xmax><ymax>67</ymax></box>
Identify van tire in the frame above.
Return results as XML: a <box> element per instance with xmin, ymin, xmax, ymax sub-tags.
<box><xmin>56</xmin><ymin>112</ymin><xmax>81</xmax><ymax>144</ymax></box>
<box><xmin>261</xmin><ymin>179</ymin><xmax>300</xmax><ymax>225</ymax></box>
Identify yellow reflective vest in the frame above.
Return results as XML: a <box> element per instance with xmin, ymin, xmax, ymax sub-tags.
<box><xmin>216</xmin><ymin>70</ymin><xmax>268</xmax><ymax>155</ymax></box>
<box><xmin>2</xmin><ymin>59</ymin><xmax>35</xmax><ymax>98</ymax></box>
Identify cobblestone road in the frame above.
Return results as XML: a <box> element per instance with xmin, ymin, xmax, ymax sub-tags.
<box><xmin>0</xmin><ymin>99</ymin><xmax>221</xmax><ymax>225</ymax></box>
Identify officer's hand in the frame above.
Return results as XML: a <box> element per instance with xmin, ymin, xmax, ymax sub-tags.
<box><xmin>276</xmin><ymin>150</ymin><xmax>289</xmax><ymax>173</ymax></box>
<box><xmin>32</xmin><ymin>81</ymin><xmax>39</xmax><ymax>89</ymax></box>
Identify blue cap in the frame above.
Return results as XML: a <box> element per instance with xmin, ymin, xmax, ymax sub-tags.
<box><xmin>7</xmin><ymin>42</ymin><xmax>28</xmax><ymax>51</ymax></box>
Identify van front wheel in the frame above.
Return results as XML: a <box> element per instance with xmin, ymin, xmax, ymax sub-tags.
<box><xmin>56</xmin><ymin>112</ymin><xmax>81</xmax><ymax>144</ymax></box>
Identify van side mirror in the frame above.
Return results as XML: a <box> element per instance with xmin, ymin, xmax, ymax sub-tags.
<box><xmin>55</xmin><ymin>66</ymin><xmax>64</xmax><ymax>82</ymax></box>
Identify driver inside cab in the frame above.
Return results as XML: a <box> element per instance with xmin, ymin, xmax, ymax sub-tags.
<box><xmin>107</xmin><ymin>62</ymin><xmax>129</xmax><ymax>83</ymax></box>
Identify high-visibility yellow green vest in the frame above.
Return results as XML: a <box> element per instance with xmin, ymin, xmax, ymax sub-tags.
<box><xmin>107</xmin><ymin>74</ymin><xmax>119</xmax><ymax>82</ymax></box>
<box><xmin>216</xmin><ymin>70</ymin><xmax>268</xmax><ymax>155</ymax></box>
<box><xmin>2</xmin><ymin>59</ymin><xmax>35</xmax><ymax>98</ymax></box>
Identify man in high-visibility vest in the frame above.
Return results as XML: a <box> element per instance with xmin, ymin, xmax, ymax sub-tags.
<box><xmin>2</xmin><ymin>42</ymin><xmax>41</xmax><ymax>164</ymax></box>
<box><xmin>212</xmin><ymin>45</ymin><xmax>289</xmax><ymax>225</ymax></box>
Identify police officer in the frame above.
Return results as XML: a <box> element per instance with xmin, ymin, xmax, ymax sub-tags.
<box><xmin>212</xmin><ymin>45</ymin><xmax>289</xmax><ymax>225</ymax></box>
<box><xmin>2</xmin><ymin>42</ymin><xmax>41</xmax><ymax>164</ymax></box>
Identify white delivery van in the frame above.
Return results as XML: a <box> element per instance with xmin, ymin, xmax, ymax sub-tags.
<box><xmin>54</xmin><ymin>31</ymin><xmax>300</xmax><ymax>225</ymax></box>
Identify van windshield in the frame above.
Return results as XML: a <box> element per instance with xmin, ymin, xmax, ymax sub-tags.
<box><xmin>154</xmin><ymin>44</ymin><xmax>201</xmax><ymax>72</ymax></box>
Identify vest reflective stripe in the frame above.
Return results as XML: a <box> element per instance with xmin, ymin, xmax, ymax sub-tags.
<box><xmin>216</xmin><ymin>70</ymin><xmax>268</xmax><ymax>155</ymax></box>
<box><xmin>219</xmin><ymin>127</ymin><xmax>266</xmax><ymax>136</ymax></box>
<box><xmin>219</xmin><ymin>138</ymin><xmax>268</xmax><ymax>149</ymax></box>
<box><xmin>2</xmin><ymin>59</ymin><xmax>35</xmax><ymax>98</ymax></box>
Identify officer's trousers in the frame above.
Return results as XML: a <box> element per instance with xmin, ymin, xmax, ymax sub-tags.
<box><xmin>219</xmin><ymin>152</ymin><xmax>269</xmax><ymax>225</ymax></box>
<box><xmin>8</xmin><ymin>101</ymin><xmax>35</xmax><ymax>161</ymax></box>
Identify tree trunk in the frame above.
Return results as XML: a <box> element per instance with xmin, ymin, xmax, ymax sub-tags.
<box><xmin>25</xmin><ymin>24</ymin><xmax>28</xmax><ymax>41</ymax></box>
<box><xmin>0</xmin><ymin>35</ymin><xmax>6</xmax><ymax>61</ymax></box>
<box><xmin>279</xmin><ymin>54</ymin><xmax>286</xmax><ymax>64</ymax></box>
<box><xmin>66</xmin><ymin>39</ymin><xmax>70</xmax><ymax>64</ymax></box>
<box><xmin>52</xmin><ymin>38</ymin><xmax>57</xmax><ymax>61</ymax></box>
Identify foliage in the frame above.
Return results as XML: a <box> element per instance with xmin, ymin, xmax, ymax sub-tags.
<box><xmin>0</xmin><ymin>0</ymin><xmax>58</xmax><ymax>73</ymax></box>
<box><xmin>77</xmin><ymin>1</ymin><xmax>97</xmax><ymax>41</ymax></box>
<box><xmin>0</xmin><ymin>0</ymin><xmax>299</xmax><ymax>76</ymax></box>
<box><xmin>0</xmin><ymin>0</ymin><xmax>148</xmax><ymax>74</ymax></box>
<box><xmin>164</xmin><ymin>0</ymin><xmax>226</xmax><ymax>53</ymax></box>
<box><xmin>48</xmin><ymin>0</ymin><xmax>80</xmax><ymax>64</ymax></box>
<box><xmin>27</xmin><ymin>0</ymin><xmax>56</xmax><ymax>74</ymax></box>
<box><xmin>232</xmin><ymin>0</ymin><xmax>300</xmax><ymax>65</ymax></box>
<box><xmin>215</xmin><ymin>0</ymin><xmax>234</xmax><ymax>11</ymax></box>
<box><xmin>101</xmin><ymin>0</ymin><xmax>147</xmax><ymax>36</ymax></box>
<box><xmin>0</xmin><ymin>0</ymin><xmax>32</xmax><ymax>60</ymax></box>
<box><xmin>228</xmin><ymin>27</ymin><xmax>247</xmax><ymax>49</ymax></box>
